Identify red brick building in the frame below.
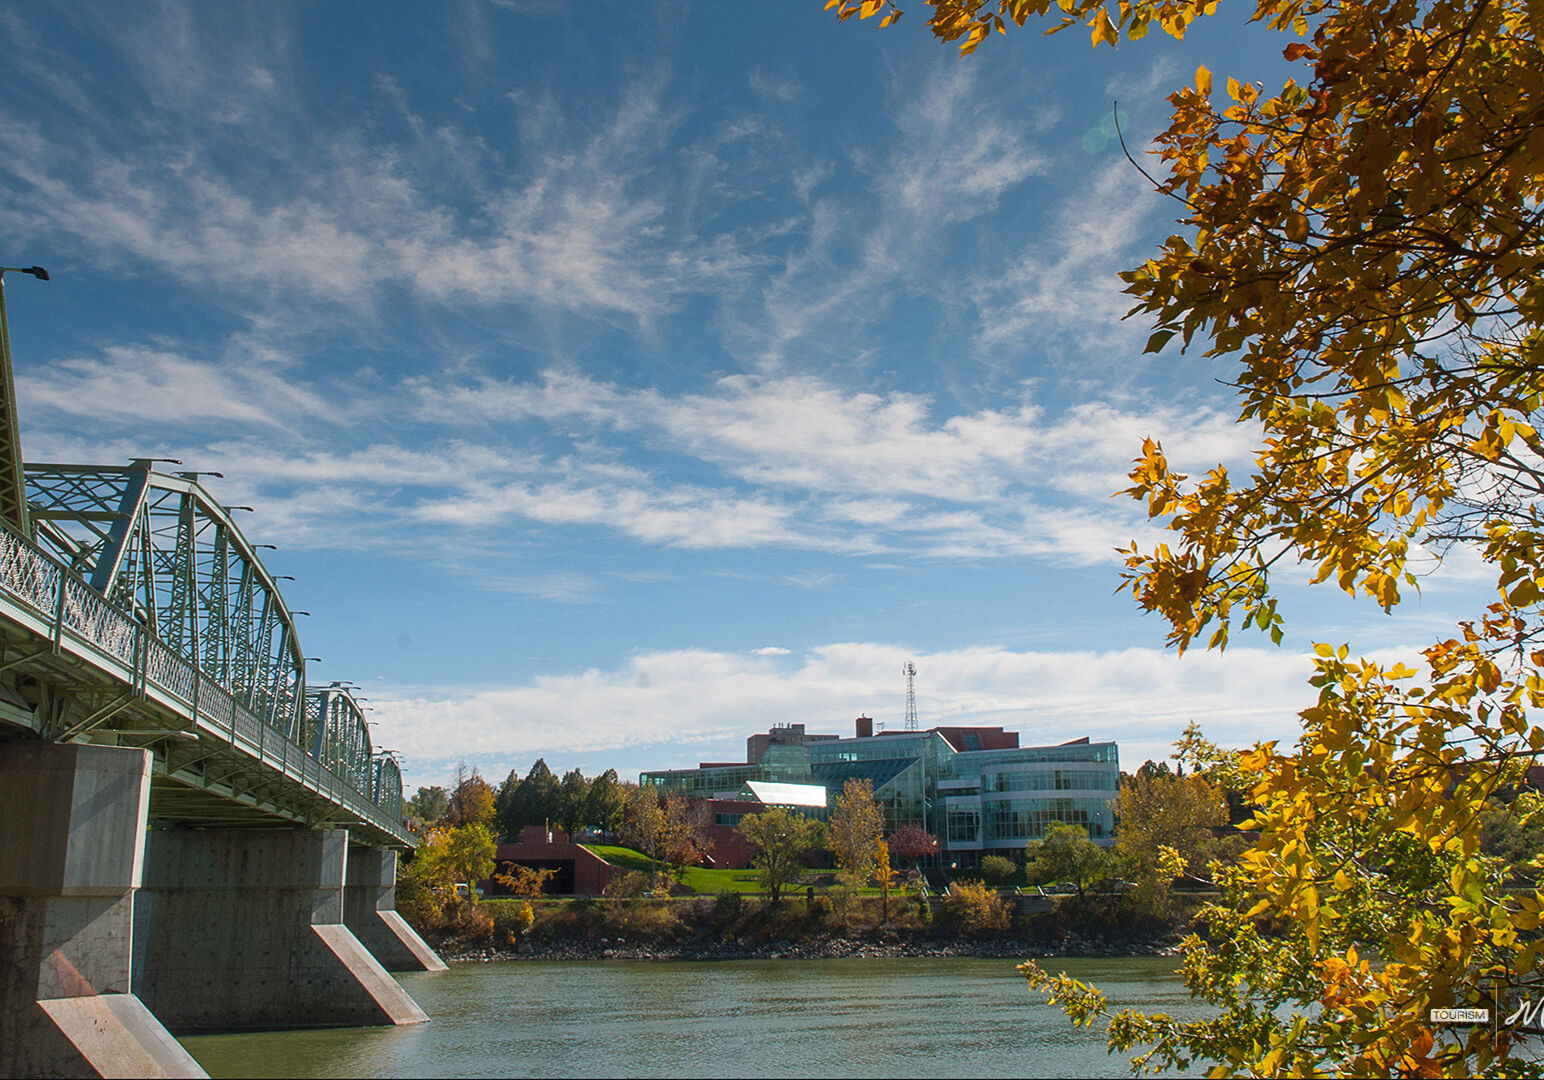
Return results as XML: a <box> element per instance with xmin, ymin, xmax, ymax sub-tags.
<box><xmin>485</xmin><ymin>825</ymin><xmax>619</xmax><ymax>896</ymax></box>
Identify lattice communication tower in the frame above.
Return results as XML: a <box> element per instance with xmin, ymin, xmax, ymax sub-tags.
<box><xmin>903</xmin><ymin>660</ymin><xmax>918</xmax><ymax>731</ymax></box>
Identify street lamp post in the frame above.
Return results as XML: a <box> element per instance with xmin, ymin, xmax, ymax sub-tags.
<box><xmin>0</xmin><ymin>265</ymin><xmax>49</xmax><ymax>538</ymax></box>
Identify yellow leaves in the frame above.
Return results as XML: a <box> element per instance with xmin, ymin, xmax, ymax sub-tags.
<box><xmin>826</xmin><ymin>0</ymin><xmax>905</xmax><ymax>25</ymax></box>
<box><xmin>861</xmin><ymin>0</ymin><xmax>1544</xmax><ymax>1074</ymax></box>
<box><xmin>1089</xmin><ymin>6</ymin><xmax>1117</xmax><ymax>46</ymax></box>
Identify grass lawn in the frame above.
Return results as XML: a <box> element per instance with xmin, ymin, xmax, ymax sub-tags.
<box><xmin>584</xmin><ymin>844</ymin><xmax>891</xmax><ymax>896</ymax></box>
<box><xmin>584</xmin><ymin>844</ymin><xmax>764</xmax><ymax>893</ymax></box>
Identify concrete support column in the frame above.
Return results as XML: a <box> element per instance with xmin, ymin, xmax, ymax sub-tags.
<box><xmin>0</xmin><ymin>741</ymin><xmax>205</xmax><ymax>1078</ymax></box>
<box><xmin>343</xmin><ymin>847</ymin><xmax>446</xmax><ymax>972</ymax></box>
<box><xmin>133</xmin><ymin>828</ymin><xmax>428</xmax><ymax>1032</ymax></box>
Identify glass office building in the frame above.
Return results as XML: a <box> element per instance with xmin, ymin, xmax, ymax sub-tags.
<box><xmin>641</xmin><ymin>722</ymin><xmax>1119</xmax><ymax>862</ymax></box>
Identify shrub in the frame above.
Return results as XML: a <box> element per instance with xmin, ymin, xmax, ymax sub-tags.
<box><xmin>491</xmin><ymin>900</ymin><xmax>535</xmax><ymax>944</ymax></box>
<box><xmin>944</xmin><ymin>879</ymin><xmax>1012</xmax><ymax>935</ymax></box>
<box><xmin>980</xmin><ymin>855</ymin><xmax>1020</xmax><ymax>886</ymax></box>
<box><xmin>714</xmin><ymin>889</ymin><xmax>743</xmax><ymax>922</ymax></box>
<box><xmin>603</xmin><ymin>870</ymin><xmax>651</xmax><ymax>898</ymax></box>
<box><xmin>396</xmin><ymin>873</ymin><xmax>444</xmax><ymax>934</ymax></box>
<box><xmin>453</xmin><ymin>902</ymin><xmax>495</xmax><ymax>941</ymax></box>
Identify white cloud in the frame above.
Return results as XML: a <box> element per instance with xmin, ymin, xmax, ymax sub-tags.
<box><xmin>376</xmin><ymin>640</ymin><xmax>1330</xmax><ymax>788</ymax></box>
<box><xmin>972</xmin><ymin>158</ymin><xmax>1159</xmax><ymax>356</ymax></box>
<box><xmin>17</xmin><ymin>340</ymin><xmax>332</xmax><ymax>434</ymax></box>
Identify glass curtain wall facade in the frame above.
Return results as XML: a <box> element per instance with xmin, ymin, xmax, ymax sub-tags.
<box><xmin>643</xmin><ymin>733</ymin><xmax>1119</xmax><ymax>861</ymax></box>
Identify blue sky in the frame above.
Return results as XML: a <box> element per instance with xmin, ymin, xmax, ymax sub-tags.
<box><xmin>0</xmin><ymin>2</ymin><xmax>1487</xmax><ymax>791</ymax></box>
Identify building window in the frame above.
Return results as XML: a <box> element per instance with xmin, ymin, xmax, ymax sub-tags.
<box><xmin>946</xmin><ymin>808</ymin><xmax>980</xmax><ymax>842</ymax></box>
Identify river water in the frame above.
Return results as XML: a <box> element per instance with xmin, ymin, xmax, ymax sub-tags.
<box><xmin>180</xmin><ymin>956</ymin><xmax>1197</xmax><ymax>1078</ymax></box>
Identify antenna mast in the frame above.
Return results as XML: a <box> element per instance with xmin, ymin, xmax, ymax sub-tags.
<box><xmin>902</xmin><ymin>660</ymin><xmax>918</xmax><ymax>731</ymax></box>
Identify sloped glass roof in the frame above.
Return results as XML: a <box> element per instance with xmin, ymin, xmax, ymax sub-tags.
<box><xmin>811</xmin><ymin>757</ymin><xmax>916</xmax><ymax>791</ymax></box>
<box><xmin>741</xmin><ymin>780</ymin><xmax>829</xmax><ymax>808</ymax></box>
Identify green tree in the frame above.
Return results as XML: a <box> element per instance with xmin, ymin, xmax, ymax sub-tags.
<box><xmin>841</xmin><ymin>0</ymin><xmax>1544</xmax><ymax>1073</ymax></box>
<box><xmin>1479</xmin><ymin>792</ymin><xmax>1544</xmax><ymax>886</ymax></box>
<box><xmin>555</xmin><ymin>767</ymin><xmax>592</xmax><ymax>836</ymax></box>
<box><xmin>407</xmin><ymin>785</ymin><xmax>448</xmax><ymax>824</ymax></box>
<box><xmin>829</xmin><ymin>778</ymin><xmax>886</xmax><ymax>889</ymax></box>
<box><xmin>508</xmin><ymin>758</ymin><xmax>561</xmax><ymax>835</ymax></box>
<box><xmin>737</xmin><ymin>806</ymin><xmax>826</xmax><ymax>904</ymax></box>
<box><xmin>494</xmin><ymin>769</ymin><xmax>522</xmax><ymax>837</ymax></box>
<box><xmin>1023</xmin><ymin>821</ymin><xmax>1110</xmax><ymax>900</ymax></box>
<box><xmin>583</xmin><ymin>768</ymin><xmax>628</xmax><ymax>835</ymax></box>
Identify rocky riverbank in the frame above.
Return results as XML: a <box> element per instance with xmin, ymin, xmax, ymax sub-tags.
<box><xmin>439</xmin><ymin>932</ymin><xmax>1183</xmax><ymax>964</ymax></box>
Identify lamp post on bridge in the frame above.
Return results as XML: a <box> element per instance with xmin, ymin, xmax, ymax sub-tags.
<box><xmin>0</xmin><ymin>265</ymin><xmax>49</xmax><ymax>540</ymax></box>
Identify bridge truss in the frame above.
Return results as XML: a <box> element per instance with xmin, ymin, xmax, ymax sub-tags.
<box><xmin>0</xmin><ymin>460</ymin><xmax>407</xmax><ymax>845</ymax></box>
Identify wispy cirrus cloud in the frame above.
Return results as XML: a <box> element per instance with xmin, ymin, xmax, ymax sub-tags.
<box><xmin>20</xmin><ymin>337</ymin><xmax>1256</xmax><ymax>565</ymax></box>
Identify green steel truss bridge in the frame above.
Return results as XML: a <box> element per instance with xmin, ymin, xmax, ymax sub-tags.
<box><xmin>0</xmin><ymin>459</ymin><xmax>410</xmax><ymax>848</ymax></box>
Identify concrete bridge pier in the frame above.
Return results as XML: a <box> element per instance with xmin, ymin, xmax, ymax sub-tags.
<box><xmin>0</xmin><ymin>742</ymin><xmax>205</xmax><ymax>1078</ymax></box>
<box><xmin>133</xmin><ymin>828</ymin><xmax>429</xmax><ymax>1031</ymax></box>
<box><xmin>344</xmin><ymin>846</ymin><xmax>447</xmax><ymax>972</ymax></box>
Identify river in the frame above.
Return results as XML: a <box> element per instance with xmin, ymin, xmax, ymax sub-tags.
<box><xmin>180</xmin><ymin>956</ymin><xmax>1197</xmax><ymax>1078</ymax></box>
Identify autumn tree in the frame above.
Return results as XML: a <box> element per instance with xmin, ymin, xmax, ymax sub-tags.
<box><xmin>493</xmin><ymin>862</ymin><xmax>559</xmax><ymax>898</ymax></box>
<box><xmin>829</xmin><ymin>778</ymin><xmax>886</xmax><ymax>888</ymax></box>
<box><xmin>835</xmin><ymin>0</ymin><xmax>1544</xmax><ymax>1073</ymax></box>
<box><xmin>622</xmin><ymin>785</ymin><xmax>667</xmax><ymax>883</ymax></box>
<box><xmin>658</xmin><ymin>793</ymin><xmax>711</xmax><ymax>882</ymax></box>
<box><xmin>445</xmin><ymin>764</ymin><xmax>496</xmax><ymax>827</ymax></box>
<box><xmin>887</xmin><ymin>823</ymin><xmax>940</xmax><ymax>878</ymax></box>
<box><xmin>737</xmin><ymin>806</ymin><xmax>826</xmax><ymax>904</ymax></box>
<box><xmin>1113</xmin><ymin>763</ymin><xmax>1230</xmax><ymax>900</ymax></box>
<box><xmin>410</xmin><ymin>822</ymin><xmax>498</xmax><ymax>912</ymax></box>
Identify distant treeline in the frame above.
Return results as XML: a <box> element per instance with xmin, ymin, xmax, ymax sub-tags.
<box><xmin>406</xmin><ymin>760</ymin><xmax>632</xmax><ymax>839</ymax></box>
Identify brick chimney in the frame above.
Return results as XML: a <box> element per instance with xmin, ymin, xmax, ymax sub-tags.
<box><xmin>856</xmin><ymin>715</ymin><xmax>873</xmax><ymax>738</ymax></box>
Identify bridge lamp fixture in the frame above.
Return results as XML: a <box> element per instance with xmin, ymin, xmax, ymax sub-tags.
<box><xmin>253</xmin><ymin>543</ymin><xmax>277</xmax><ymax>550</ymax></box>
<box><xmin>273</xmin><ymin>575</ymin><xmax>295</xmax><ymax>581</ymax></box>
<box><xmin>227</xmin><ymin>505</ymin><xmax>255</xmax><ymax>513</ymax></box>
<box><xmin>292</xmin><ymin>611</ymin><xmax>311</xmax><ymax>617</ymax></box>
<box><xmin>304</xmin><ymin>656</ymin><xmax>322</xmax><ymax>663</ymax></box>
<box><xmin>0</xmin><ymin>266</ymin><xmax>49</xmax><ymax>282</ymax></box>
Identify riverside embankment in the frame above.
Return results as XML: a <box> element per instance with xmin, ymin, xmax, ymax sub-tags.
<box><xmin>423</xmin><ymin>891</ymin><xmax>1199</xmax><ymax>964</ymax></box>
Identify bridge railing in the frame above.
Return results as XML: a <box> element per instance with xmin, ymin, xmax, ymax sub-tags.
<box><xmin>0</xmin><ymin>523</ymin><xmax>408</xmax><ymax>844</ymax></box>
